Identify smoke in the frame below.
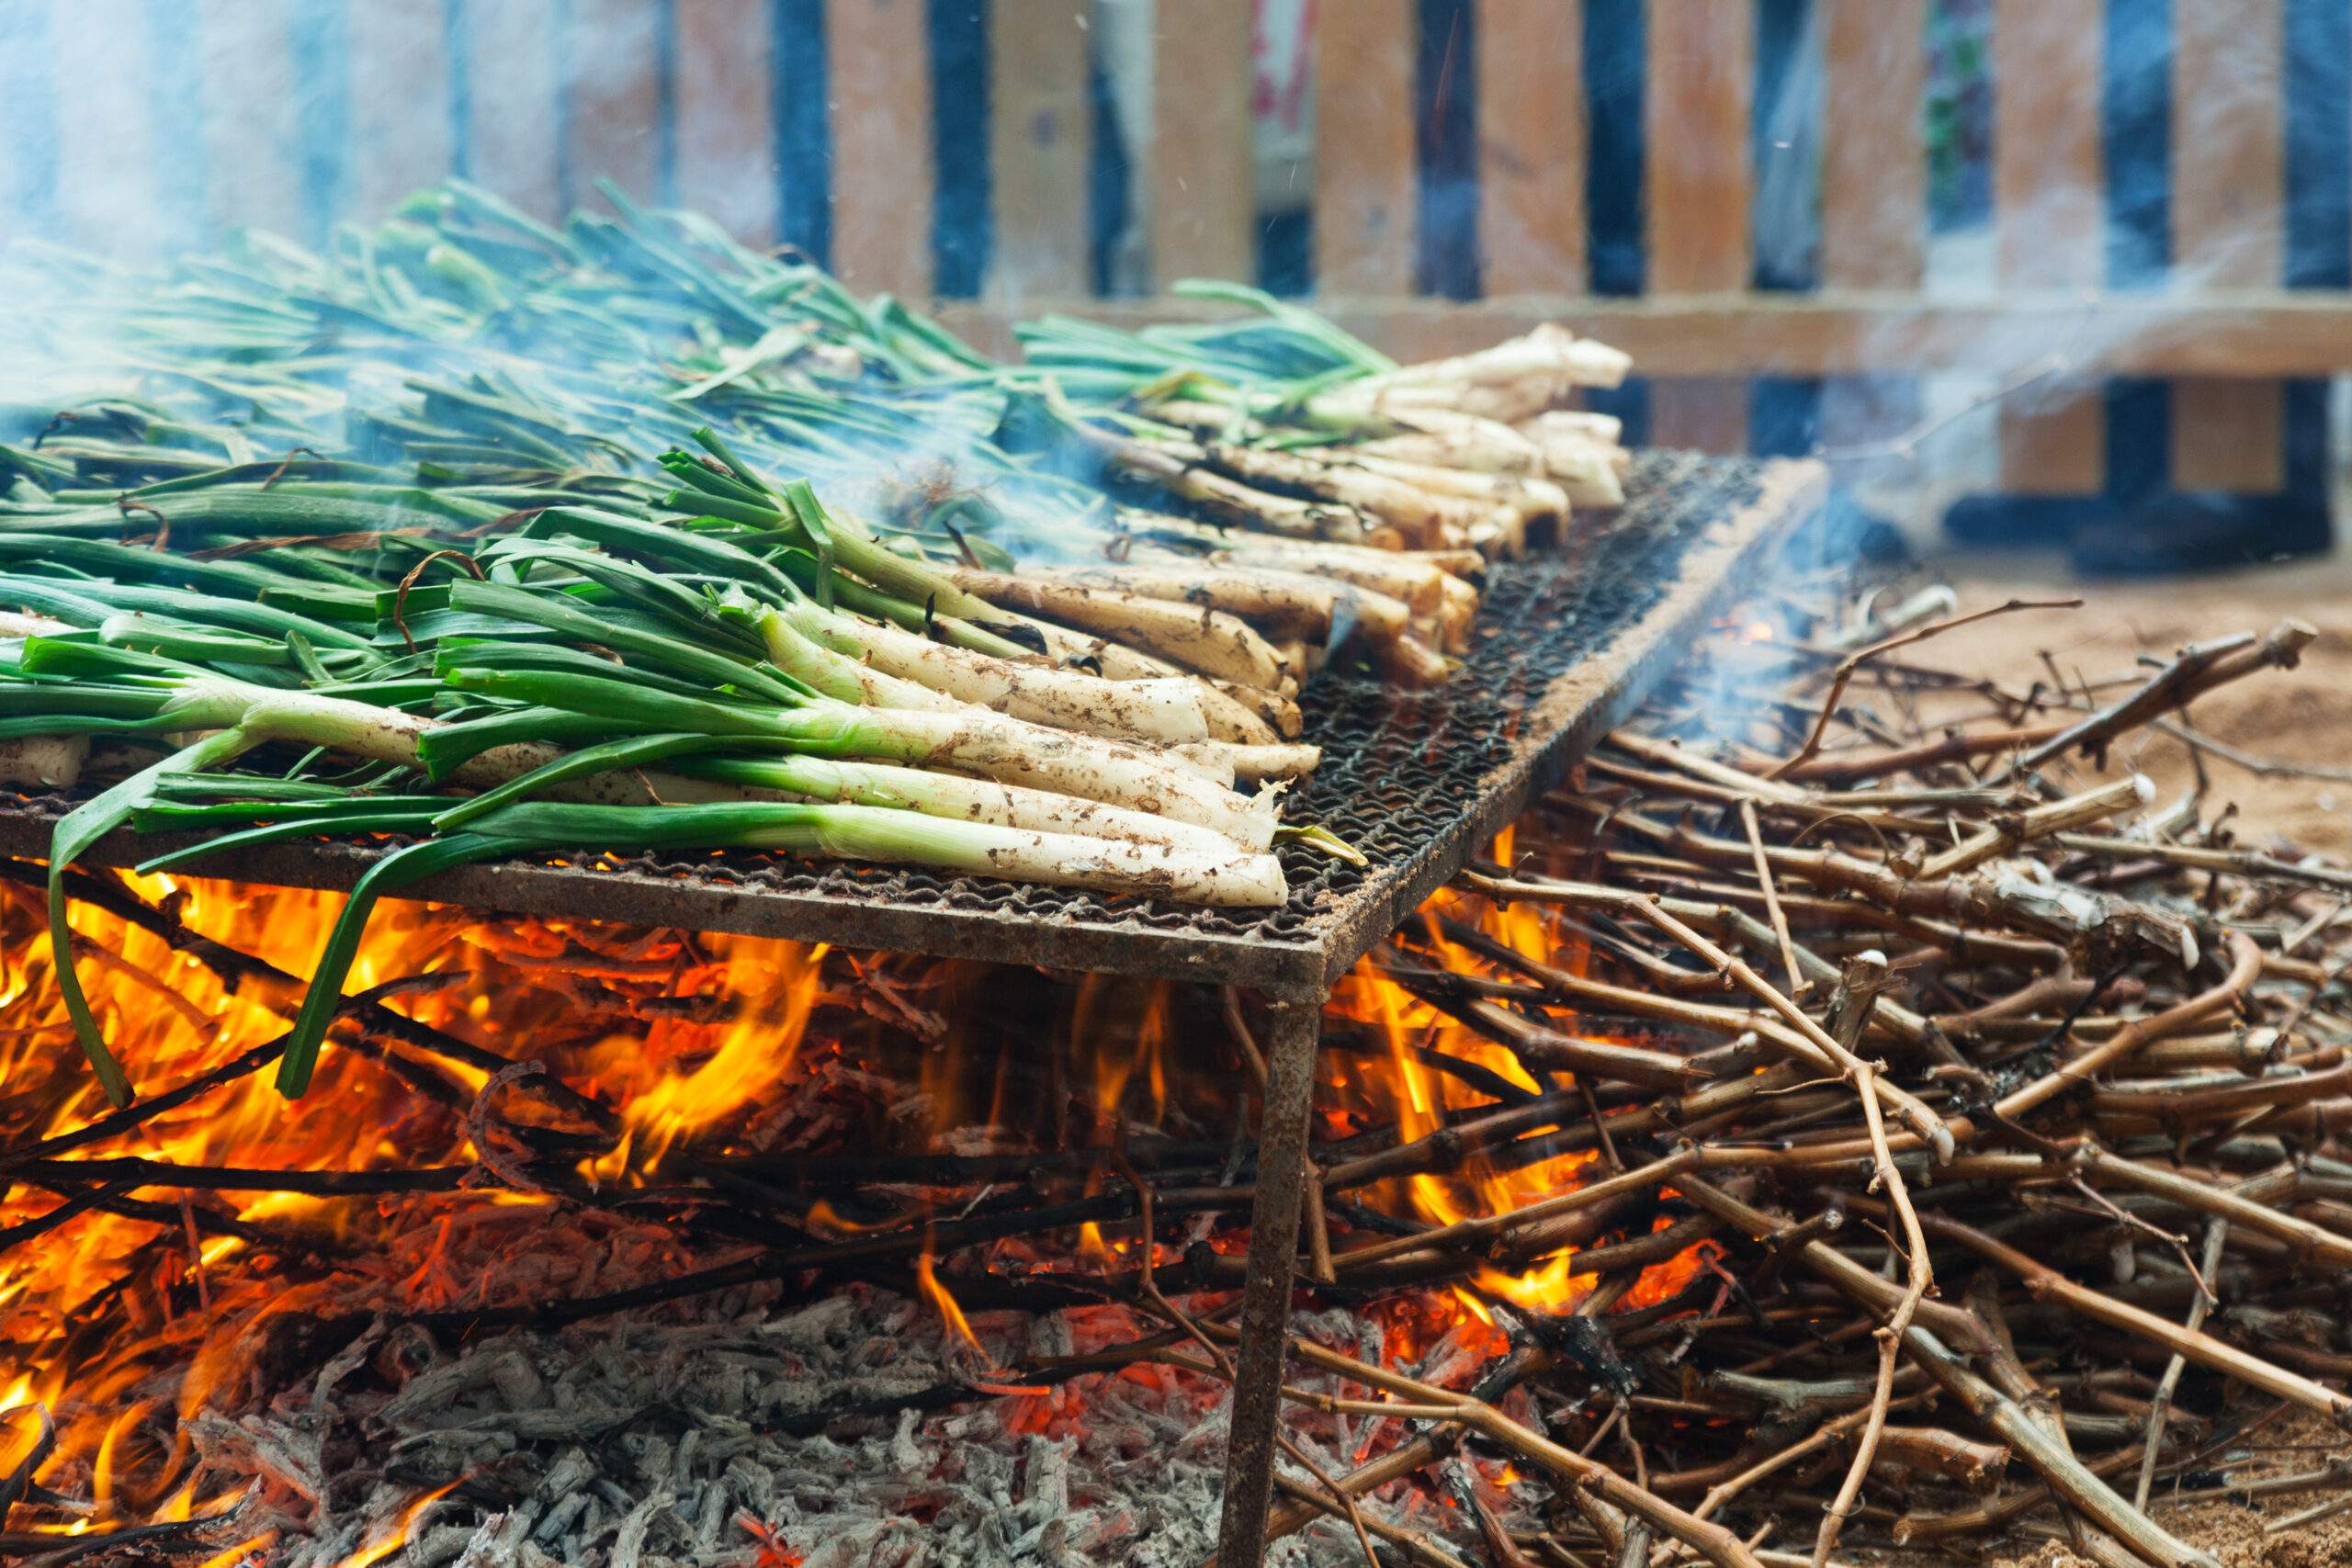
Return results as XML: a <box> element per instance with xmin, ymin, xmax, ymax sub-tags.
<box><xmin>3</xmin><ymin>4</ymin><xmax>2337</xmax><ymax>555</ymax></box>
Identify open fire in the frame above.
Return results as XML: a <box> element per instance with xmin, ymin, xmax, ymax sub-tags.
<box><xmin>0</xmin><ymin>802</ymin><xmax>1676</xmax><ymax>1564</ymax></box>
<box><xmin>15</xmin><ymin>577</ymin><xmax>2352</xmax><ymax>1568</ymax></box>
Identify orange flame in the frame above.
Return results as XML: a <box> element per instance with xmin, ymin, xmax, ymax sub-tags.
<box><xmin>913</xmin><ymin>1240</ymin><xmax>987</xmax><ymax>1361</ymax></box>
<box><xmin>329</xmin><ymin>1478</ymin><xmax>463</xmax><ymax>1568</ymax></box>
<box><xmin>1</xmin><ymin>807</ymin><xmax>1711</xmax><ymax>1540</ymax></box>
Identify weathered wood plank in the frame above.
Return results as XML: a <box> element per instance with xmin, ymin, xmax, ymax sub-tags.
<box><xmin>674</xmin><ymin>0</ymin><xmax>779</xmax><ymax>244</ymax></box>
<box><xmin>561</xmin><ymin>0</ymin><xmax>663</xmax><ymax>211</ymax></box>
<box><xmin>989</xmin><ymin>0</ymin><xmax>1093</xmax><ymax>299</ymax></box>
<box><xmin>1645</xmin><ymin>0</ymin><xmax>1750</xmax><ymax>294</ymax></box>
<box><xmin>1650</xmin><ymin>379</ymin><xmax>1751</xmax><ymax>456</ymax></box>
<box><xmin>1476</xmin><ymin>0</ymin><xmax>1586</xmax><ymax>294</ymax></box>
<box><xmin>1313</xmin><ymin>0</ymin><xmax>1417</xmax><ymax>294</ymax></box>
<box><xmin>193</xmin><ymin>0</ymin><xmax>309</xmax><ymax>238</ymax></box>
<box><xmin>48</xmin><ymin>0</ymin><xmax>177</xmax><ymax>254</ymax></box>
<box><xmin>1818</xmin><ymin>0</ymin><xmax>1924</xmax><ymax>456</ymax></box>
<box><xmin>2171</xmin><ymin>0</ymin><xmax>2285</xmax><ymax>492</ymax></box>
<box><xmin>1645</xmin><ymin>0</ymin><xmax>1753</xmax><ymax>449</ymax></box>
<box><xmin>932</xmin><ymin>292</ymin><xmax>2352</xmax><ymax>378</ymax></box>
<box><xmin>459</xmin><ymin>0</ymin><xmax>562</xmax><ymax>222</ymax></box>
<box><xmin>1149</xmin><ymin>0</ymin><xmax>1255</xmax><ymax>286</ymax></box>
<box><xmin>1820</xmin><ymin>0</ymin><xmax>1924</xmax><ymax>290</ymax></box>
<box><xmin>348</xmin><ymin>0</ymin><xmax>457</xmax><ymax>225</ymax></box>
<box><xmin>827</xmin><ymin>0</ymin><xmax>935</xmax><ymax>294</ymax></box>
<box><xmin>1993</xmin><ymin>0</ymin><xmax>2104</xmax><ymax>493</ymax></box>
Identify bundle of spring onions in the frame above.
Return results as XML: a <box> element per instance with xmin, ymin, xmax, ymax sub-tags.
<box><xmin>0</xmin><ymin>181</ymin><xmax>1635</xmax><ymax>1103</ymax></box>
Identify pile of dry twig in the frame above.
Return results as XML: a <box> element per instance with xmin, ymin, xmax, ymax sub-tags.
<box><xmin>1299</xmin><ymin>578</ymin><xmax>2352</xmax><ymax>1568</ymax></box>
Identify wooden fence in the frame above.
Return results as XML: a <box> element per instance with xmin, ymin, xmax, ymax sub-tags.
<box><xmin>3</xmin><ymin>0</ymin><xmax>2347</xmax><ymax>516</ymax></box>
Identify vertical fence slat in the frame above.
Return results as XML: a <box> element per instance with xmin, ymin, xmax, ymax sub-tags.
<box><xmin>349</xmin><ymin>0</ymin><xmax>456</xmax><ymax>226</ymax></box>
<box><xmin>563</xmin><ymin>0</ymin><xmax>664</xmax><ymax>210</ymax></box>
<box><xmin>989</xmin><ymin>0</ymin><xmax>1093</xmax><ymax>299</ymax></box>
<box><xmin>1821</xmin><ymin>0</ymin><xmax>1923</xmax><ymax>291</ymax></box>
<box><xmin>1149</xmin><ymin>0</ymin><xmax>1255</xmax><ymax>287</ymax></box>
<box><xmin>828</xmin><ymin>0</ymin><xmax>934</xmax><ymax>295</ymax></box>
<box><xmin>195</xmin><ymin>0</ymin><xmax>309</xmax><ymax>239</ymax></box>
<box><xmin>1993</xmin><ymin>0</ymin><xmax>2104</xmax><ymax>493</ymax></box>
<box><xmin>49</xmin><ymin>0</ymin><xmax>171</xmax><ymax>254</ymax></box>
<box><xmin>1818</xmin><ymin>0</ymin><xmax>1925</xmax><ymax>450</ymax></box>
<box><xmin>1644</xmin><ymin>0</ymin><xmax>1752</xmax><ymax>452</ymax></box>
<box><xmin>2172</xmin><ymin>0</ymin><xmax>2285</xmax><ymax>493</ymax></box>
<box><xmin>673</xmin><ymin>0</ymin><xmax>779</xmax><ymax>244</ymax></box>
<box><xmin>458</xmin><ymin>0</ymin><xmax>560</xmax><ymax>223</ymax></box>
<box><xmin>1314</xmin><ymin>0</ymin><xmax>1417</xmax><ymax>295</ymax></box>
<box><xmin>1476</xmin><ymin>0</ymin><xmax>1585</xmax><ymax>294</ymax></box>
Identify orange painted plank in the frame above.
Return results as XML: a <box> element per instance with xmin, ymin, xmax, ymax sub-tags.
<box><xmin>673</xmin><ymin>0</ymin><xmax>778</xmax><ymax>244</ymax></box>
<box><xmin>1644</xmin><ymin>0</ymin><xmax>1752</xmax><ymax>295</ymax></box>
<box><xmin>348</xmin><ymin>0</ymin><xmax>457</xmax><ymax>224</ymax></box>
<box><xmin>1649</xmin><ymin>380</ymin><xmax>1750</xmax><ymax>456</ymax></box>
<box><xmin>2171</xmin><ymin>0</ymin><xmax>2285</xmax><ymax>492</ymax></box>
<box><xmin>1820</xmin><ymin>0</ymin><xmax>1923</xmax><ymax>291</ymax></box>
<box><xmin>2172</xmin><ymin>381</ymin><xmax>2284</xmax><ymax>491</ymax></box>
<box><xmin>48</xmin><ymin>0</ymin><xmax>178</xmax><ymax>255</ymax></box>
<box><xmin>1476</xmin><ymin>0</ymin><xmax>1586</xmax><ymax>294</ymax></box>
<box><xmin>562</xmin><ymin>0</ymin><xmax>663</xmax><ymax>211</ymax></box>
<box><xmin>193</xmin><ymin>0</ymin><xmax>309</xmax><ymax>238</ymax></box>
<box><xmin>1149</xmin><ymin>0</ymin><xmax>1255</xmax><ymax>287</ymax></box>
<box><xmin>826</xmin><ymin>0</ymin><xmax>934</xmax><ymax>295</ymax></box>
<box><xmin>458</xmin><ymin>0</ymin><xmax>560</xmax><ymax>223</ymax></box>
<box><xmin>988</xmin><ymin>0</ymin><xmax>1092</xmax><ymax>299</ymax></box>
<box><xmin>1313</xmin><ymin>0</ymin><xmax>1417</xmax><ymax>295</ymax></box>
<box><xmin>1818</xmin><ymin>0</ymin><xmax>1926</xmax><ymax>449</ymax></box>
<box><xmin>1644</xmin><ymin>1</ymin><xmax>1752</xmax><ymax>449</ymax></box>
<box><xmin>1993</xmin><ymin>0</ymin><xmax>2103</xmax><ymax>493</ymax></box>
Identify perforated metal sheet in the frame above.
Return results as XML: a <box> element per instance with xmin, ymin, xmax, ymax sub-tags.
<box><xmin>0</xmin><ymin>454</ymin><xmax>1825</xmax><ymax>997</ymax></box>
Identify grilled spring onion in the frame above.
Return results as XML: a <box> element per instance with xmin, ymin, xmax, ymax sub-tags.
<box><xmin>19</xmin><ymin>654</ymin><xmax>1291</xmax><ymax>1102</ymax></box>
<box><xmin>126</xmin><ymin>793</ymin><xmax>1284</xmax><ymax>1096</ymax></box>
<box><xmin>436</xmin><ymin>665</ymin><xmax>1282</xmax><ymax>850</ymax></box>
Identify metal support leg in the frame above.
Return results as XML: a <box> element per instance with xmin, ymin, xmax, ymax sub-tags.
<box><xmin>1213</xmin><ymin>995</ymin><xmax>1322</xmax><ymax>1568</ymax></box>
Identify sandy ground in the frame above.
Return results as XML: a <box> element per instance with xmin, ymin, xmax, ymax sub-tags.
<box><xmin>1911</xmin><ymin>552</ymin><xmax>2352</xmax><ymax>859</ymax></box>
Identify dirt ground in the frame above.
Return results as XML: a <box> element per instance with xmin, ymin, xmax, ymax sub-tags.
<box><xmin>1915</xmin><ymin>554</ymin><xmax>2352</xmax><ymax>859</ymax></box>
<box><xmin>1978</xmin><ymin>1414</ymin><xmax>2352</xmax><ymax>1568</ymax></box>
<box><xmin>1925</xmin><ymin>555</ymin><xmax>2352</xmax><ymax>1564</ymax></box>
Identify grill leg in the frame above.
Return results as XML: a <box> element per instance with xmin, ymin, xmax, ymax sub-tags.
<box><xmin>1213</xmin><ymin>995</ymin><xmax>1321</xmax><ymax>1568</ymax></box>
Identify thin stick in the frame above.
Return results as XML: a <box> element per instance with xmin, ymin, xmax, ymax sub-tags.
<box><xmin>1812</xmin><ymin>953</ymin><xmax>1928</xmax><ymax>1568</ymax></box>
<box><xmin>1737</xmin><ymin>800</ymin><xmax>1806</xmax><ymax>1002</ymax></box>
<box><xmin>2136</xmin><ymin>1219</ymin><xmax>2228</xmax><ymax>1509</ymax></box>
<box><xmin>1768</xmin><ymin>598</ymin><xmax>2082</xmax><ymax>780</ymax></box>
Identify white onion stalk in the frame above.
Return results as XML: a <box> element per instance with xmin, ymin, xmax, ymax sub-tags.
<box><xmin>677</xmin><ymin>754</ymin><xmax>1245</xmax><ymax>854</ymax></box>
<box><xmin>155</xmin><ymin>677</ymin><xmax>752</xmax><ymax>805</ymax></box>
<box><xmin>1023</xmin><ymin>562</ymin><xmax>1416</xmax><ymax>648</ymax></box>
<box><xmin>1176</xmin><ymin>740</ymin><xmax>1323</xmax><ymax>784</ymax></box>
<box><xmin>443</xmin><ymin>669</ymin><xmax>1286</xmax><ymax>852</ymax></box>
<box><xmin>754</xmin><ymin>610</ymin><xmax>968</xmax><ymax>712</ymax></box>
<box><xmin>1311</xmin><ymin>449</ymin><xmax>1571</xmax><ymax>525</ymax></box>
<box><xmin>480</xmin><ymin>800</ymin><xmax>1289</xmax><ymax>908</ymax></box>
<box><xmin>1352</xmin><ymin>409</ymin><xmax>1553</xmax><ymax>474</ymax></box>
<box><xmin>767</xmin><ymin>602</ymin><xmax>1212</xmax><ymax>746</ymax></box>
<box><xmin>985</xmin><ymin>620</ymin><xmax>1285</xmax><ymax>744</ymax></box>
<box><xmin>943</xmin><ymin>570</ymin><xmax>1297</xmax><ymax>694</ymax></box>
<box><xmin>1317</xmin><ymin>324</ymin><xmax>1632</xmax><ymax>423</ymax></box>
<box><xmin>795</xmin><ymin>704</ymin><xmax>1280</xmax><ymax>849</ymax></box>
<box><xmin>149</xmin><ymin>674</ymin><xmax>1280</xmax><ymax>856</ymax></box>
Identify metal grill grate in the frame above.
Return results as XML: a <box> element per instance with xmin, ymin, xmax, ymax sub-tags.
<box><xmin>0</xmin><ymin>453</ymin><xmax>1825</xmax><ymax>997</ymax></box>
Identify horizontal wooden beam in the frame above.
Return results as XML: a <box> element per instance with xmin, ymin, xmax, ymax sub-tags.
<box><xmin>934</xmin><ymin>291</ymin><xmax>2352</xmax><ymax>378</ymax></box>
